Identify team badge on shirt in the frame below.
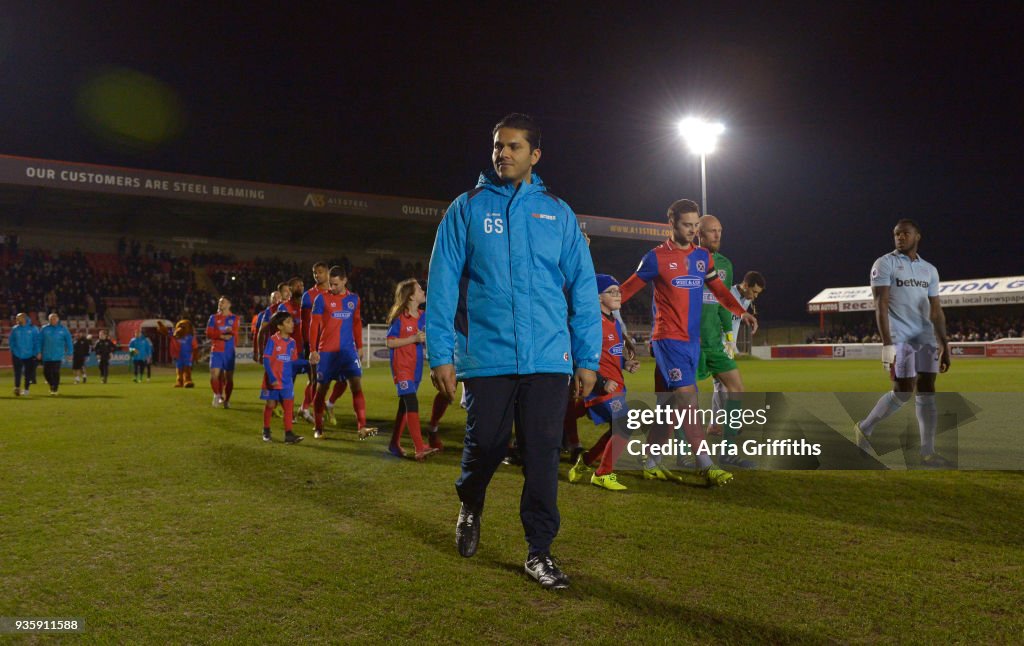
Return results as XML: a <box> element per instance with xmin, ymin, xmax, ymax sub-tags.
<box><xmin>696</xmin><ymin>260</ymin><xmax>706</xmax><ymax>272</ymax></box>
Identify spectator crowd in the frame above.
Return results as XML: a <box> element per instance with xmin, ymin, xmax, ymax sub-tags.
<box><xmin>2</xmin><ymin>239</ymin><xmax>427</xmax><ymax>333</ymax></box>
<box><xmin>809</xmin><ymin>315</ymin><xmax>1022</xmax><ymax>344</ymax></box>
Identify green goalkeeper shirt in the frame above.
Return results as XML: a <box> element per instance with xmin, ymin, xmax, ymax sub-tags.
<box><xmin>700</xmin><ymin>251</ymin><xmax>733</xmax><ymax>349</ymax></box>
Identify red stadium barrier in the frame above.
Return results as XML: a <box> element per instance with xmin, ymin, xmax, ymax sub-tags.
<box><xmin>770</xmin><ymin>345</ymin><xmax>835</xmax><ymax>359</ymax></box>
<box><xmin>987</xmin><ymin>343</ymin><xmax>1024</xmax><ymax>358</ymax></box>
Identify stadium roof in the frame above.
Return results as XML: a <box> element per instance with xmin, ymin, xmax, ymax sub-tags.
<box><xmin>0</xmin><ymin>154</ymin><xmax>671</xmax><ymax>245</ymax></box>
<box><xmin>807</xmin><ymin>276</ymin><xmax>1024</xmax><ymax>313</ymax></box>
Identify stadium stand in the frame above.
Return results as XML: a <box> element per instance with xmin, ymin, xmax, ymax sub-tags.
<box><xmin>2</xmin><ymin>239</ymin><xmax>428</xmax><ymax>350</ymax></box>
<box><xmin>809</xmin><ymin>315</ymin><xmax>1023</xmax><ymax>344</ymax></box>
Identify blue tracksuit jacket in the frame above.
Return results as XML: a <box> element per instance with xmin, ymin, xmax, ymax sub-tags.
<box><xmin>426</xmin><ymin>170</ymin><xmax>602</xmax><ymax>379</ymax></box>
<box><xmin>9</xmin><ymin>324</ymin><xmax>41</xmax><ymax>359</ymax></box>
<box><xmin>40</xmin><ymin>323</ymin><xmax>74</xmax><ymax>362</ymax></box>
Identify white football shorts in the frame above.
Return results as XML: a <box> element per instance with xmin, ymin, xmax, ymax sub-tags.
<box><xmin>892</xmin><ymin>343</ymin><xmax>940</xmax><ymax>379</ymax></box>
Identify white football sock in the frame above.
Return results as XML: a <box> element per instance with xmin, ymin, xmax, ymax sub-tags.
<box><xmin>859</xmin><ymin>391</ymin><xmax>908</xmax><ymax>435</ymax></box>
<box><xmin>915</xmin><ymin>394</ymin><xmax>937</xmax><ymax>455</ymax></box>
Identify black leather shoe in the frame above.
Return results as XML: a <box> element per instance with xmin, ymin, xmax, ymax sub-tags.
<box><xmin>525</xmin><ymin>554</ymin><xmax>570</xmax><ymax>590</ymax></box>
<box><xmin>456</xmin><ymin>503</ymin><xmax>482</xmax><ymax>557</ymax></box>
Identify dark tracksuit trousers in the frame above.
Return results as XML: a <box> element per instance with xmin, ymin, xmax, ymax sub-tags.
<box><xmin>456</xmin><ymin>373</ymin><xmax>569</xmax><ymax>557</ymax></box>
<box><xmin>43</xmin><ymin>361</ymin><xmax>62</xmax><ymax>392</ymax></box>
<box><xmin>13</xmin><ymin>356</ymin><xmax>37</xmax><ymax>390</ymax></box>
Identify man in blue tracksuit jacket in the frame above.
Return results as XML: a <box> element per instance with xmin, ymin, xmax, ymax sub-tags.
<box><xmin>10</xmin><ymin>312</ymin><xmax>41</xmax><ymax>396</ymax></box>
<box><xmin>40</xmin><ymin>312</ymin><xmax>74</xmax><ymax>395</ymax></box>
<box><xmin>426</xmin><ymin>113</ymin><xmax>602</xmax><ymax>590</ymax></box>
<box><xmin>128</xmin><ymin>329</ymin><xmax>154</xmax><ymax>383</ymax></box>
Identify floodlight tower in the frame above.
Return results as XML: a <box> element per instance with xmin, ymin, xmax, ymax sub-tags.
<box><xmin>678</xmin><ymin>117</ymin><xmax>725</xmax><ymax>215</ymax></box>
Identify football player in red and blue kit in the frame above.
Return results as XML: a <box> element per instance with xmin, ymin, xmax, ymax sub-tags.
<box><xmin>253</xmin><ymin>287</ymin><xmax>285</xmax><ymax>362</ymax></box>
<box><xmin>384</xmin><ymin>279</ymin><xmax>440</xmax><ymax>461</ymax></box>
<box><xmin>301</xmin><ymin>262</ymin><xmax>330</xmax><ymax>420</ymax></box>
<box><xmin>260</xmin><ymin>311</ymin><xmax>304</xmax><ymax>444</ymax></box>
<box><xmin>308</xmin><ymin>265</ymin><xmax>378</xmax><ymax>440</ymax></box>
<box><xmin>619</xmin><ymin>199</ymin><xmax>757</xmax><ymax>487</ymax></box>
<box><xmin>206</xmin><ymin>296</ymin><xmax>240</xmax><ymax>408</ymax></box>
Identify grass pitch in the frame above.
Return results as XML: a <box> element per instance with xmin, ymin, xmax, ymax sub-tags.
<box><xmin>1</xmin><ymin>359</ymin><xmax>1023</xmax><ymax>643</ymax></box>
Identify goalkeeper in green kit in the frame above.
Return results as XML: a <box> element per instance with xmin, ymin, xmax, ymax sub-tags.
<box><xmin>695</xmin><ymin>215</ymin><xmax>764</xmax><ymax>468</ymax></box>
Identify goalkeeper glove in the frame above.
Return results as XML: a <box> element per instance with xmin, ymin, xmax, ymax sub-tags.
<box><xmin>724</xmin><ymin>332</ymin><xmax>736</xmax><ymax>359</ymax></box>
<box><xmin>881</xmin><ymin>345</ymin><xmax>896</xmax><ymax>371</ymax></box>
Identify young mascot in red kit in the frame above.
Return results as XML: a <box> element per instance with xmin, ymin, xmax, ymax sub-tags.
<box><xmin>384</xmin><ymin>278</ymin><xmax>440</xmax><ymax>461</ymax></box>
<box><xmin>260</xmin><ymin>311</ymin><xmax>304</xmax><ymax>444</ymax></box>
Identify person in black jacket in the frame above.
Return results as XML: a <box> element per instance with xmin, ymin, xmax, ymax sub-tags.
<box><xmin>72</xmin><ymin>332</ymin><xmax>92</xmax><ymax>384</ymax></box>
<box><xmin>94</xmin><ymin>329</ymin><xmax>117</xmax><ymax>384</ymax></box>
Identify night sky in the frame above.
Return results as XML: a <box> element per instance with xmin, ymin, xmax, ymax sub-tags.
<box><xmin>2</xmin><ymin>2</ymin><xmax>1021</xmax><ymax>318</ymax></box>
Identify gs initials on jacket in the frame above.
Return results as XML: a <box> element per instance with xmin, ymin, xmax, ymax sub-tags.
<box><xmin>425</xmin><ymin>169</ymin><xmax>602</xmax><ymax>379</ymax></box>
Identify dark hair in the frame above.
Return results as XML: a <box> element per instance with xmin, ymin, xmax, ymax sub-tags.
<box><xmin>667</xmin><ymin>199</ymin><xmax>700</xmax><ymax>221</ymax></box>
<box><xmin>896</xmin><ymin>218</ymin><xmax>920</xmax><ymax>234</ymax></box>
<box><xmin>312</xmin><ymin>261</ymin><xmax>329</xmax><ymax>271</ymax></box>
<box><xmin>493</xmin><ymin>113</ymin><xmax>541</xmax><ymax>150</ymax></box>
<box><xmin>329</xmin><ymin>265</ymin><xmax>347</xmax><ymax>279</ymax></box>
<box><xmin>743</xmin><ymin>271</ymin><xmax>766</xmax><ymax>289</ymax></box>
<box><xmin>287</xmin><ymin>276</ymin><xmax>302</xmax><ymax>288</ymax></box>
<box><xmin>269</xmin><ymin>311</ymin><xmax>291</xmax><ymax>330</ymax></box>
